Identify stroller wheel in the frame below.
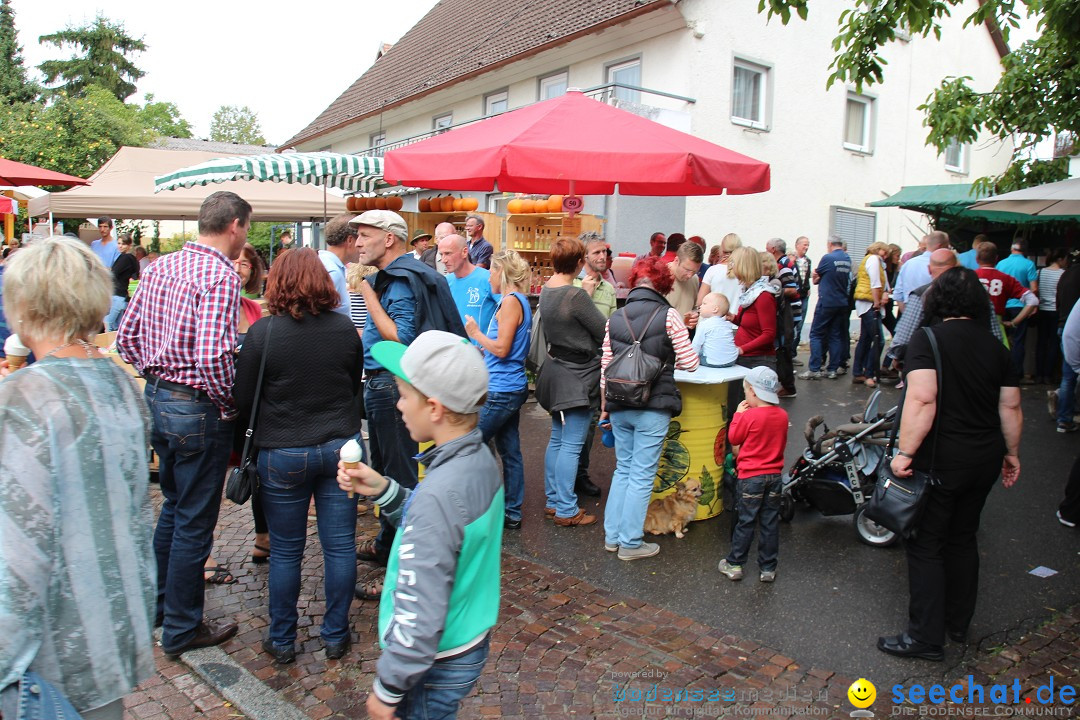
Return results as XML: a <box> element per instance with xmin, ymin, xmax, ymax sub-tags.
<box><xmin>780</xmin><ymin>492</ymin><xmax>795</xmax><ymax>523</ymax></box>
<box><xmin>854</xmin><ymin>505</ymin><xmax>898</xmax><ymax>547</ymax></box>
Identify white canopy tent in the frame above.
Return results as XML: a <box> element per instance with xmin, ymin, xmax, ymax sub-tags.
<box><xmin>28</xmin><ymin>146</ymin><xmax>348</xmax><ymax>222</ymax></box>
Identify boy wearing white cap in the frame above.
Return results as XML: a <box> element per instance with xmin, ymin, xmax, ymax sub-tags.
<box><xmin>718</xmin><ymin>366</ymin><xmax>789</xmax><ymax>583</ymax></box>
<box><xmin>337</xmin><ymin>330</ymin><xmax>503</xmax><ymax>720</ymax></box>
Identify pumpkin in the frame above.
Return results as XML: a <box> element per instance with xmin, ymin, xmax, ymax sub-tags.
<box><xmin>362</xmin><ymin>197</ymin><xmax>375</xmax><ymax>211</ymax></box>
<box><xmin>440</xmin><ymin>195</ymin><xmax>455</xmax><ymax>212</ymax></box>
<box><xmin>519</xmin><ymin>199</ymin><xmax>535</xmax><ymax>213</ymax></box>
<box><xmin>375</xmin><ymin>197</ymin><xmax>388</xmax><ymax>210</ymax></box>
<box><xmin>453</xmin><ymin>196</ymin><xmax>465</xmax><ymax>212</ymax></box>
<box><xmin>346</xmin><ymin>197</ymin><xmax>357</xmax><ymax>212</ymax></box>
<box><xmin>547</xmin><ymin>195</ymin><xmax>564</xmax><ymax>213</ymax></box>
<box><xmin>418</xmin><ymin>197</ymin><xmax>431</xmax><ymax>212</ymax></box>
<box><xmin>461</xmin><ymin>197</ymin><xmax>479</xmax><ymax>212</ymax></box>
<box><xmin>385</xmin><ymin>196</ymin><xmax>403</xmax><ymax>212</ymax></box>
<box><xmin>507</xmin><ymin>198</ymin><xmax>524</xmax><ymax>214</ymax></box>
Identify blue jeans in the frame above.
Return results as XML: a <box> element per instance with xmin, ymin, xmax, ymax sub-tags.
<box><xmin>398</xmin><ymin>635</ymin><xmax>490</xmax><ymax>720</ymax></box>
<box><xmin>544</xmin><ymin>407</ymin><xmax>592</xmax><ymax>518</ymax></box>
<box><xmin>1058</xmin><ymin>328</ymin><xmax>1078</xmax><ymax>425</ymax></box>
<box><xmin>104</xmin><ymin>295</ymin><xmax>127</xmax><ymax>332</ymax></box>
<box><xmin>793</xmin><ymin>308</ymin><xmax>807</xmax><ymax>349</ymax></box>
<box><xmin>365</xmin><ymin>373</ymin><xmax>418</xmax><ymax>563</ymax></box>
<box><xmin>146</xmin><ymin>385</ymin><xmax>235</xmax><ymax>652</ymax></box>
<box><xmin>477</xmin><ymin>387</ymin><xmax>528</xmax><ymax>522</ymax></box>
<box><xmin>727</xmin><ymin>473</ymin><xmax>782</xmax><ymax>572</ymax></box>
<box><xmin>808</xmin><ymin>305</ymin><xmax>849</xmax><ymax>372</ymax></box>
<box><xmin>1</xmin><ymin>672</ymin><xmax>84</xmax><ymax>720</ymax></box>
<box><xmin>853</xmin><ymin>310</ymin><xmax>883</xmax><ymax>379</ymax></box>
<box><xmin>258</xmin><ymin>435</ymin><xmax>361</xmax><ymax>647</ymax></box>
<box><xmin>605</xmin><ymin>409</ymin><xmax>670</xmax><ymax>548</ymax></box>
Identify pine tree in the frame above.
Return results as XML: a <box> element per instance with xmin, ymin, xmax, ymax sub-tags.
<box><xmin>38</xmin><ymin>14</ymin><xmax>147</xmax><ymax>101</ymax></box>
<box><xmin>0</xmin><ymin>0</ymin><xmax>38</xmax><ymax>103</ymax></box>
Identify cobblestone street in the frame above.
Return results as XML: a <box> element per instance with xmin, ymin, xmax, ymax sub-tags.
<box><xmin>126</xmin><ymin>481</ymin><xmax>1079</xmax><ymax>719</ymax></box>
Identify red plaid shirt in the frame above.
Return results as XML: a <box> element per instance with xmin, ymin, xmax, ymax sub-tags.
<box><xmin>117</xmin><ymin>242</ymin><xmax>240</xmax><ymax>419</ymax></box>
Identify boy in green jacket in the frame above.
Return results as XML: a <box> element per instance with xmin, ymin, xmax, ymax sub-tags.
<box><xmin>338</xmin><ymin>330</ymin><xmax>503</xmax><ymax>719</ymax></box>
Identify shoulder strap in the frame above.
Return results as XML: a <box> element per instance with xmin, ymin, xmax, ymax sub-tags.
<box><xmin>923</xmin><ymin>326</ymin><xmax>943</xmax><ymax>473</ymax></box>
<box><xmin>240</xmin><ymin>316</ymin><xmax>273</xmax><ymax>459</ymax></box>
<box><xmin>623</xmin><ymin>304</ymin><xmax>665</xmax><ymax>344</ymax></box>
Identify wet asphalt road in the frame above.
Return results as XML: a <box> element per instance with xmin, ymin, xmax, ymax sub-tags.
<box><xmin>502</xmin><ymin>361</ymin><xmax>1080</xmax><ymax>689</ymax></box>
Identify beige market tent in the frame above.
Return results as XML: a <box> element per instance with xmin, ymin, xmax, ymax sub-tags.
<box><xmin>28</xmin><ymin>146</ymin><xmax>347</xmax><ymax>221</ymax></box>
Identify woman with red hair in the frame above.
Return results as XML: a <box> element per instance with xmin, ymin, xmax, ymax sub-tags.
<box><xmin>234</xmin><ymin>248</ymin><xmax>364</xmax><ymax>664</ymax></box>
<box><xmin>599</xmin><ymin>256</ymin><xmax>699</xmax><ymax>561</ymax></box>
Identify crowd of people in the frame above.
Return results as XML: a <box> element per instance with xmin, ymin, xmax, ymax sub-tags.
<box><xmin>1</xmin><ymin>195</ymin><xmax>1073</xmax><ymax>718</ymax></box>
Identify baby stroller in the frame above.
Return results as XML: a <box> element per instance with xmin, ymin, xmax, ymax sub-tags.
<box><xmin>780</xmin><ymin>391</ymin><xmax>898</xmax><ymax>547</ymax></box>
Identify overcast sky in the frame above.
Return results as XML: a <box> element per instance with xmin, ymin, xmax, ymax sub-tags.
<box><xmin>11</xmin><ymin>0</ymin><xmax>440</xmax><ymax>145</ymax></box>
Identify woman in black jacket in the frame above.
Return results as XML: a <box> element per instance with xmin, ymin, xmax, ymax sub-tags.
<box><xmin>235</xmin><ymin>249</ymin><xmax>364</xmax><ymax>665</ymax></box>
<box><xmin>600</xmin><ymin>256</ymin><xmax>700</xmax><ymax>561</ymax></box>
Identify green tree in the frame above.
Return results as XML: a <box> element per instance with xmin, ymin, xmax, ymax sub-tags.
<box><xmin>210</xmin><ymin>105</ymin><xmax>266</xmax><ymax>145</ymax></box>
<box><xmin>758</xmin><ymin>0</ymin><xmax>1078</xmax><ymax>192</ymax></box>
<box><xmin>137</xmin><ymin>93</ymin><xmax>193</xmax><ymax>138</ymax></box>
<box><xmin>0</xmin><ymin>85</ymin><xmax>149</xmax><ymax>180</ymax></box>
<box><xmin>0</xmin><ymin>0</ymin><xmax>37</xmax><ymax>103</ymax></box>
<box><xmin>38</xmin><ymin>14</ymin><xmax>146</xmax><ymax>101</ymax></box>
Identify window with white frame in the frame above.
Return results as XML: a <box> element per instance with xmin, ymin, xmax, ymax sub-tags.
<box><xmin>843</xmin><ymin>93</ymin><xmax>874</xmax><ymax>153</ymax></box>
<box><xmin>539</xmin><ymin>71</ymin><xmax>568</xmax><ymax>100</ymax></box>
<box><xmin>484</xmin><ymin>90</ymin><xmax>508</xmax><ymax>116</ymax></box>
<box><xmin>731</xmin><ymin>59</ymin><xmax>769</xmax><ymax>130</ymax></box>
<box><xmin>831</xmin><ymin>207</ymin><xmax>877</xmax><ymax>260</ymax></box>
<box><xmin>944</xmin><ymin>140</ymin><xmax>968</xmax><ymax>173</ymax></box>
<box><xmin>369</xmin><ymin>132</ymin><xmax>386</xmax><ymax>156</ymax></box>
<box><xmin>607</xmin><ymin>59</ymin><xmax>641</xmax><ymax>104</ymax></box>
<box><xmin>433</xmin><ymin>113</ymin><xmax>453</xmax><ymax>133</ymax></box>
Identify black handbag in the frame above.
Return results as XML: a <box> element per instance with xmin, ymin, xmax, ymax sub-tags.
<box><xmin>226</xmin><ymin>317</ymin><xmax>272</xmax><ymax>505</ymax></box>
<box><xmin>864</xmin><ymin>326</ymin><xmax>942</xmax><ymax>539</ymax></box>
<box><xmin>603</xmin><ymin>305</ymin><xmax>665</xmax><ymax>407</ymax></box>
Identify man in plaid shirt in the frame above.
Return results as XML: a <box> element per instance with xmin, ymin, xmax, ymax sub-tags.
<box><xmin>117</xmin><ymin>191</ymin><xmax>251</xmax><ymax>657</ymax></box>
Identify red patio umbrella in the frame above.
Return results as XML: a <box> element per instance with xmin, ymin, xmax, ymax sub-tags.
<box><xmin>0</xmin><ymin>157</ymin><xmax>89</xmax><ymax>187</ymax></box>
<box><xmin>383</xmin><ymin>90</ymin><xmax>769</xmax><ymax>197</ymax></box>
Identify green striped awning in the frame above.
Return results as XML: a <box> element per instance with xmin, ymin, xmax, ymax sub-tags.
<box><xmin>154</xmin><ymin>152</ymin><xmax>389</xmax><ymax>194</ymax></box>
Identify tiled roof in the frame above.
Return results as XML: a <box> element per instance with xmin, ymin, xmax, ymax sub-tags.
<box><xmin>150</xmin><ymin>137</ymin><xmax>276</xmax><ymax>154</ymax></box>
<box><xmin>283</xmin><ymin>0</ymin><xmax>669</xmax><ymax>148</ymax></box>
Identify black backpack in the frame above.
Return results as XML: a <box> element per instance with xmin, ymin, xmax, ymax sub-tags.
<box><xmin>604</xmin><ymin>306</ymin><xmax>665</xmax><ymax>408</ymax></box>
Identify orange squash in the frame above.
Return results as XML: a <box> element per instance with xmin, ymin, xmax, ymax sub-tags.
<box><xmin>346</xmin><ymin>197</ymin><xmax>357</xmax><ymax>212</ymax></box>
<box><xmin>374</xmin><ymin>197</ymin><xmax>388</xmax><ymax>210</ymax></box>
<box><xmin>461</xmin><ymin>197</ymin><xmax>479</xmax><ymax>212</ymax></box>
<box><xmin>440</xmin><ymin>195</ymin><xmax>455</xmax><ymax>212</ymax></box>
<box><xmin>507</xmin><ymin>198</ymin><xmax>524</xmax><ymax>214</ymax></box>
<box><xmin>418</xmin><ymin>197</ymin><xmax>431</xmax><ymax>212</ymax></box>
<box><xmin>453</xmin><ymin>196</ymin><xmax>465</xmax><ymax>212</ymax></box>
<box><xmin>519</xmin><ymin>199</ymin><xmax>535</xmax><ymax>213</ymax></box>
<box><xmin>385</xmin><ymin>196</ymin><xmax>403</xmax><ymax>212</ymax></box>
<box><xmin>547</xmin><ymin>195</ymin><xmax>564</xmax><ymax>213</ymax></box>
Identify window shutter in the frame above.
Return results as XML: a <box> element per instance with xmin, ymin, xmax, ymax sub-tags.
<box><xmin>831</xmin><ymin>207</ymin><xmax>876</xmax><ymax>260</ymax></box>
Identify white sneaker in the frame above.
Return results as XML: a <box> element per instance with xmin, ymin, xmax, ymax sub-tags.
<box><xmin>760</xmin><ymin>570</ymin><xmax>776</xmax><ymax>583</ymax></box>
<box><xmin>798</xmin><ymin>370</ymin><xmax>822</xmax><ymax>380</ymax></box>
<box><xmin>618</xmin><ymin>542</ymin><xmax>659</xmax><ymax>561</ymax></box>
<box><xmin>1058</xmin><ymin>510</ymin><xmax>1077</xmax><ymax>528</ymax></box>
<box><xmin>604</xmin><ymin>542</ymin><xmax>618</xmax><ymax>552</ymax></box>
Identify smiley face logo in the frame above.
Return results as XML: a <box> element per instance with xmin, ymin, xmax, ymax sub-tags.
<box><xmin>848</xmin><ymin>678</ymin><xmax>876</xmax><ymax>709</ymax></box>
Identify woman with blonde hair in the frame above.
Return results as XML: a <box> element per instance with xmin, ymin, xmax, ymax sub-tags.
<box><xmin>465</xmin><ymin>249</ymin><xmax>533</xmax><ymax>529</ymax></box>
<box><xmin>698</xmin><ymin>232</ymin><xmax>744</xmax><ymax>309</ymax></box>
<box><xmin>0</xmin><ymin>237</ymin><xmax>155</xmax><ymax>718</ymax></box>
<box><xmin>852</xmin><ymin>241</ymin><xmax>891</xmax><ymax>387</ymax></box>
<box><xmin>727</xmin><ymin>246</ymin><xmax>780</xmax><ymax>417</ymax></box>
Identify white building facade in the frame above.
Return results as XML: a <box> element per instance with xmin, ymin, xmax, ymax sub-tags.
<box><xmin>284</xmin><ymin>0</ymin><xmax>1009</xmax><ymax>262</ymax></box>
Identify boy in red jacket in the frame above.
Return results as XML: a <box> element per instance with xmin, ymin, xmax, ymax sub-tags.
<box><xmin>718</xmin><ymin>366</ymin><xmax>789</xmax><ymax>582</ymax></box>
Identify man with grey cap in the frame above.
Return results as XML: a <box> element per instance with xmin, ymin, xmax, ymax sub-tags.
<box><xmin>350</xmin><ymin>209</ymin><xmax>465</xmax><ymax>595</ymax></box>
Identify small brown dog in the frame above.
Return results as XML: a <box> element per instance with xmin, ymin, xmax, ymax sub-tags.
<box><xmin>643</xmin><ymin>478</ymin><xmax>702</xmax><ymax>538</ymax></box>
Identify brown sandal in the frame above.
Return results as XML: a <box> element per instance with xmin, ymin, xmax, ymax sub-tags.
<box><xmin>356</xmin><ymin>538</ymin><xmax>380</xmax><ymax>562</ymax></box>
<box><xmin>554</xmin><ymin>509</ymin><xmax>597</xmax><ymax>527</ymax></box>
